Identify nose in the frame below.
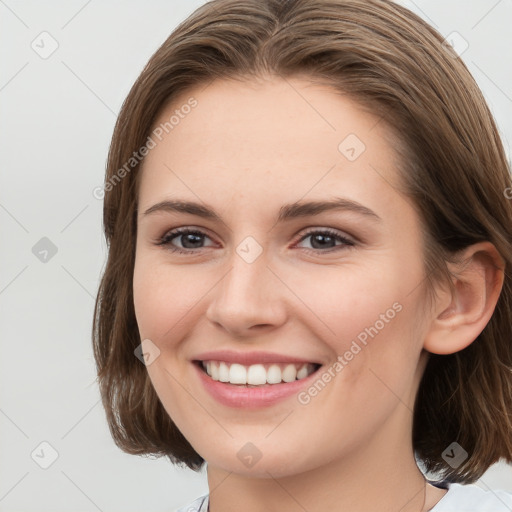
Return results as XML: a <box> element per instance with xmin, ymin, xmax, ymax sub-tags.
<box><xmin>205</xmin><ymin>249</ymin><xmax>288</xmax><ymax>338</ymax></box>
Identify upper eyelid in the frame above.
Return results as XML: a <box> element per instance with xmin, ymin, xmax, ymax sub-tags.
<box><xmin>159</xmin><ymin>226</ymin><xmax>355</xmax><ymax>246</ymax></box>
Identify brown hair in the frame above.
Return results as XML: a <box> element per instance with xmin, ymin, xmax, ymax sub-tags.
<box><xmin>92</xmin><ymin>0</ymin><xmax>512</xmax><ymax>482</ymax></box>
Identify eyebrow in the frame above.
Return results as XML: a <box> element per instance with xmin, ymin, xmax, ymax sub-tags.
<box><xmin>142</xmin><ymin>197</ymin><xmax>381</xmax><ymax>223</ymax></box>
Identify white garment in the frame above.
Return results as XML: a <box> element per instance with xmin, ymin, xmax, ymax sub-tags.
<box><xmin>430</xmin><ymin>482</ymin><xmax>512</xmax><ymax>511</ymax></box>
<box><xmin>175</xmin><ymin>493</ymin><xmax>208</xmax><ymax>512</ymax></box>
<box><xmin>174</xmin><ymin>482</ymin><xmax>512</xmax><ymax>512</ymax></box>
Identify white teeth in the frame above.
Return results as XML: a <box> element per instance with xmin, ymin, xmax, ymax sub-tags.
<box><xmin>201</xmin><ymin>361</ymin><xmax>318</xmax><ymax>385</ymax></box>
<box><xmin>219</xmin><ymin>361</ymin><xmax>230</xmax><ymax>382</ymax></box>
<box><xmin>247</xmin><ymin>364</ymin><xmax>267</xmax><ymax>385</ymax></box>
<box><xmin>229</xmin><ymin>363</ymin><xmax>247</xmax><ymax>384</ymax></box>
<box><xmin>266</xmin><ymin>364</ymin><xmax>282</xmax><ymax>384</ymax></box>
<box><xmin>296</xmin><ymin>365</ymin><xmax>309</xmax><ymax>379</ymax></box>
<box><xmin>210</xmin><ymin>361</ymin><xmax>219</xmax><ymax>381</ymax></box>
<box><xmin>282</xmin><ymin>364</ymin><xmax>297</xmax><ymax>382</ymax></box>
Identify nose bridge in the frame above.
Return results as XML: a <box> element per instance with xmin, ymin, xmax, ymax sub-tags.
<box><xmin>206</xmin><ymin>241</ymin><xmax>286</xmax><ymax>334</ymax></box>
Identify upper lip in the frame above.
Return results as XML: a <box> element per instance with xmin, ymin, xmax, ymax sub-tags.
<box><xmin>193</xmin><ymin>350</ymin><xmax>323</xmax><ymax>366</ymax></box>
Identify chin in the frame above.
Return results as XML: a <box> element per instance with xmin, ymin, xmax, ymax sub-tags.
<box><xmin>198</xmin><ymin>437</ymin><xmax>324</xmax><ymax>479</ymax></box>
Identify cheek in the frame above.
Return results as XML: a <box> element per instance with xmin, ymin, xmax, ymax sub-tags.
<box><xmin>133</xmin><ymin>254</ymin><xmax>204</xmax><ymax>341</ymax></box>
<box><xmin>292</xmin><ymin>259</ymin><xmax>424</xmax><ymax>394</ymax></box>
<box><xmin>132</xmin><ymin>257</ymin><xmax>199</xmax><ymax>426</ymax></box>
<box><xmin>132</xmin><ymin>256</ymin><xmax>161</xmax><ymax>339</ymax></box>
<box><xmin>286</xmin><ymin>262</ymin><xmax>405</xmax><ymax>347</ymax></box>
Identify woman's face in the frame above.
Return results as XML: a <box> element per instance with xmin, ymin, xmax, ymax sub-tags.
<box><xmin>133</xmin><ymin>76</ymin><xmax>433</xmax><ymax>477</ymax></box>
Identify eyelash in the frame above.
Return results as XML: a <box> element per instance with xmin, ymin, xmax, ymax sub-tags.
<box><xmin>155</xmin><ymin>227</ymin><xmax>356</xmax><ymax>255</ymax></box>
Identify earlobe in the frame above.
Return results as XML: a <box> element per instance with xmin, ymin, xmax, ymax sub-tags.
<box><xmin>423</xmin><ymin>241</ymin><xmax>505</xmax><ymax>355</ymax></box>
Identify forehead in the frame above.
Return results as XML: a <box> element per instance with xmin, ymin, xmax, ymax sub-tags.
<box><xmin>137</xmin><ymin>76</ymin><xmax>408</xmax><ymax>225</ymax></box>
<box><xmin>149</xmin><ymin>76</ymin><xmax>385</xmax><ymax>153</ymax></box>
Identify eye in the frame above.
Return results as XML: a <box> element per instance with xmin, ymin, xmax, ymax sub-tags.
<box><xmin>155</xmin><ymin>228</ymin><xmax>215</xmax><ymax>254</ymax></box>
<box><xmin>294</xmin><ymin>228</ymin><xmax>355</xmax><ymax>253</ymax></box>
<box><xmin>155</xmin><ymin>226</ymin><xmax>356</xmax><ymax>255</ymax></box>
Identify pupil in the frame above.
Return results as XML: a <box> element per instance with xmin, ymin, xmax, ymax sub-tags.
<box><xmin>312</xmin><ymin>234</ymin><xmax>333</xmax><ymax>249</ymax></box>
<box><xmin>183</xmin><ymin>233</ymin><xmax>203</xmax><ymax>248</ymax></box>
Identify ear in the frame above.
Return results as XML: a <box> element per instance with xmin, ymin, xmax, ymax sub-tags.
<box><xmin>423</xmin><ymin>241</ymin><xmax>505</xmax><ymax>355</ymax></box>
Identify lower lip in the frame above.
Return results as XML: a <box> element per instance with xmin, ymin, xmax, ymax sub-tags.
<box><xmin>193</xmin><ymin>362</ymin><xmax>321</xmax><ymax>408</ymax></box>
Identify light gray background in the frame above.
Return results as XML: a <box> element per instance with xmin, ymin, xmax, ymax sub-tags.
<box><xmin>1</xmin><ymin>1</ymin><xmax>511</xmax><ymax>511</ymax></box>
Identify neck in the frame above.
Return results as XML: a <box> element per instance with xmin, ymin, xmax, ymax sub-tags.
<box><xmin>206</xmin><ymin>407</ymin><xmax>428</xmax><ymax>512</ymax></box>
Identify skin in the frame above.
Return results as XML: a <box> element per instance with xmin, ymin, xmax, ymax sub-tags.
<box><xmin>132</xmin><ymin>75</ymin><xmax>504</xmax><ymax>512</ymax></box>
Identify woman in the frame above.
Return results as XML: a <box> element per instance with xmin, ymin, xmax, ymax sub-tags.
<box><xmin>92</xmin><ymin>1</ymin><xmax>512</xmax><ymax>510</ymax></box>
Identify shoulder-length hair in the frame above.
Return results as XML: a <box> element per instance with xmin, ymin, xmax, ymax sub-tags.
<box><xmin>92</xmin><ymin>0</ymin><xmax>512</xmax><ymax>482</ymax></box>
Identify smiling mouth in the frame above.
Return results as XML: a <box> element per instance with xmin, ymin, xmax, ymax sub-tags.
<box><xmin>194</xmin><ymin>360</ymin><xmax>322</xmax><ymax>386</ymax></box>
